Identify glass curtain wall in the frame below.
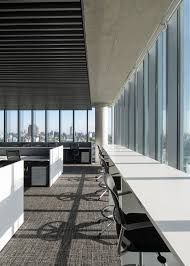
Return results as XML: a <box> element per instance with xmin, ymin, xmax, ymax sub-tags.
<box><xmin>181</xmin><ymin>0</ymin><xmax>190</xmax><ymax>173</ymax></box>
<box><xmin>74</xmin><ymin>110</ymin><xmax>87</xmax><ymax>142</ymax></box>
<box><xmin>19</xmin><ymin>110</ymin><xmax>32</xmax><ymax>142</ymax></box>
<box><xmin>167</xmin><ymin>10</ymin><xmax>179</xmax><ymax>168</ymax></box>
<box><xmin>0</xmin><ymin>111</ymin><xmax>4</xmax><ymax>142</ymax></box>
<box><xmin>60</xmin><ymin>110</ymin><xmax>73</xmax><ymax>142</ymax></box>
<box><xmin>33</xmin><ymin>110</ymin><xmax>45</xmax><ymax>142</ymax></box>
<box><xmin>136</xmin><ymin>63</ymin><xmax>144</xmax><ymax>154</ymax></box>
<box><xmin>113</xmin><ymin>1</ymin><xmax>190</xmax><ymax>172</ymax></box>
<box><xmin>47</xmin><ymin>110</ymin><xmax>59</xmax><ymax>142</ymax></box>
<box><xmin>143</xmin><ymin>55</ymin><xmax>149</xmax><ymax>155</ymax></box>
<box><xmin>6</xmin><ymin>110</ymin><xmax>18</xmax><ymax>142</ymax></box>
<box><xmin>108</xmin><ymin>107</ymin><xmax>112</xmax><ymax>144</ymax></box>
<box><xmin>0</xmin><ymin>109</ymin><xmax>95</xmax><ymax>144</ymax></box>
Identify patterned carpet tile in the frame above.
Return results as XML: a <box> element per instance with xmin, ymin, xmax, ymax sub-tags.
<box><xmin>0</xmin><ymin>166</ymin><xmax>120</xmax><ymax>266</ymax></box>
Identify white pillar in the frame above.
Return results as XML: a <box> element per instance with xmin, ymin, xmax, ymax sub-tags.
<box><xmin>95</xmin><ymin>106</ymin><xmax>108</xmax><ymax>162</ymax></box>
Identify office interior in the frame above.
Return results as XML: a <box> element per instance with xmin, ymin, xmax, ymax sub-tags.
<box><xmin>0</xmin><ymin>0</ymin><xmax>190</xmax><ymax>265</ymax></box>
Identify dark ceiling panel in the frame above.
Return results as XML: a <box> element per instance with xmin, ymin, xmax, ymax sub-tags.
<box><xmin>0</xmin><ymin>0</ymin><xmax>90</xmax><ymax>110</ymax></box>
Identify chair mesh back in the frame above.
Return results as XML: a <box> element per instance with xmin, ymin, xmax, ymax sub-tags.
<box><xmin>104</xmin><ymin>173</ymin><xmax>125</xmax><ymax>225</ymax></box>
<box><xmin>97</xmin><ymin>145</ymin><xmax>104</xmax><ymax>157</ymax></box>
<box><xmin>100</xmin><ymin>157</ymin><xmax>109</xmax><ymax>174</ymax></box>
<box><xmin>6</xmin><ymin>150</ymin><xmax>21</xmax><ymax>162</ymax></box>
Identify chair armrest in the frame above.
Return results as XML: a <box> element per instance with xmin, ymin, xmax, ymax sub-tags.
<box><xmin>123</xmin><ymin>221</ymin><xmax>153</xmax><ymax>231</ymax></box>
<box><xmin>118</xmin><ymin>191</ymin><xmax>132</xmax><ymax>196</ymax></box>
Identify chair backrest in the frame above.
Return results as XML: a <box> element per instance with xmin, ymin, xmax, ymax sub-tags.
<box><xmin>97</xmin><ymin>145</ymin><xmax>104</xmax><ymax>157</ymax></box>
<box><xmin>70</xmin><ymin>142</ymin><xmax>79</xmax><ymax>150</ymax></box>
<box><xmin>104</xmin><ymin>173</ymin><xmax>125</xmax><ymax>225</ymax></box>
<box><xmin>100</xmin><ymin>156</ymin><xmax>109</xmax><ymax>174</ymax></box>
<box><xmin>6</xmin><ymin>150</ymin><xmax>21</xmax><ymax>162</ymax></box>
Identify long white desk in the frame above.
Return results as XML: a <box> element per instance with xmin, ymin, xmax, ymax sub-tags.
<box><xmin>103</xmin><ymin>144</ymin><xmax>190</xmax><ymax>266</ymax></box>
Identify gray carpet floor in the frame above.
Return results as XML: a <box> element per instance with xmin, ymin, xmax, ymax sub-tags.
<box><xmin>0</xmin><ymin>165</ymin><xmax>120</xmax><ymax>266</ymax></box>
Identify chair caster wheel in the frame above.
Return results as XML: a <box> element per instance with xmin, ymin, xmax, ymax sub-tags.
<box><xmin>157</xmin><ymin>254</ymin><xmax>166</xmax><ymax>264</ymax></box>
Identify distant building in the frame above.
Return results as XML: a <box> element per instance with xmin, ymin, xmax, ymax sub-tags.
<box><xmin>28</xmin><ymin>124</ymin><xmax>39</xmax><ymax>136</ymax></box>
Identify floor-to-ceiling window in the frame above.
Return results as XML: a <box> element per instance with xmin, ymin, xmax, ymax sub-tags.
<box><xmin>167</xmin><ymin>9</ymin><xmax>179</xmax><ymax>169</ymax></box>
<box><xmin>19</xmin><ymin>110</ymin><xmax>32</xmax><ymax>142</ymax></box>
<box><xmin>74</xmin><ymin>110</ymin><xmax>87</xmax><ymax>142</ymax></box>
<box><xmin>136</xmin><ymin>62</ymin><xmax>144</xmax><ymax>154</ymax></box>
<box><xmin>162</xmin><ymin>31</ymin><xmax>167</xmax><ymax>164</ymax></box>
<box><xmin>88</xmin><ymin>107</ymin><xmax>95</xmax><ymax>161</ymax></box>
<box><xmin>88</xmin><ymin>108</ymin><xmax>95</xmax><ymax>143</ymax></box>
<box><xmin>181</xmin><ymin>0</ymin><xmax>190</xmax><ymax>173</ymax></box>
<box><xmin>60</xmin><ymin>110</ymin><xmax>73</xmax><ymax>142</ymax></box>
<box><xmin>148</xmin><ymin>44</ymin><xmax>156</xmax><ymax>159</ymax></box>
<box><xmin>6</xmin><ymin>110</ymin><xmax>18</xmax><ymax>142</ymax></box>
<box><xmin>47</xmin><ymin>110</ymin><xmax>59</xmax><ymax>142</ymax></box>
<box><xmin>0</xmin><ymin>110</ymin><xmax>4</xmax><ymax>142</ymax></box>
<box><xmin>143</xmin><ymin>55</ymin><xmax>149</xmax><ymax>156</ymax></box>
<box><xmin>33</xmin><ymin>110</ymin><xmax>45</xmax><ymax>142</ymax></box>
<box><xmin>108</xmin><ymin>107</ymin><xmax>112</xmax><ymax>144</ymax></box>
<box><xmin>157</xmin><ymin>31</ymin><xmax>167</xmax><ymax>163</ymax></box>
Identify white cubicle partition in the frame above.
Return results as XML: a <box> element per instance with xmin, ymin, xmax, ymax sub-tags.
<box><xmin>0</xmin><ymin>160</ymin><xmax>24</xmax><ymax>251</ymax></box>
<box><xmin>49</xmin><ymin>145</ymin><xmax>63</xmax><ymax>187</ymax></box>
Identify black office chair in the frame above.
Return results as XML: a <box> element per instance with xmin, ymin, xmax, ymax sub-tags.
<box><xmin>6</xmin><ymin>150</ymin><xmax>21</xmax><ymax>162</ymax></box>
<box><xmin>104</xmin><ymin>173</ymin><xmax>169</xmax><ymax>266</ymax></box>
<box><xmin>70</xmin><ymin>142</ymin><xmax>80</xmax><ymax>163</ymax></box>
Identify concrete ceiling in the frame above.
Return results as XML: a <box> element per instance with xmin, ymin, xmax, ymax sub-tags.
<box><xmin>83</xmin><ymin>0</ymin><xmax>174</xmax><ymax>106</ymax></box>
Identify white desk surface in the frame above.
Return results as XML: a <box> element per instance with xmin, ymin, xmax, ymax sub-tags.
<box><xmin>108</xmin><ymin>154</ymin><xmax>159</xmax><ymax>164</ymax></box>
<box><xmin>103</xmin><ymin>144</ymin><xmax>190</xmax><ymax>266</ymax></box>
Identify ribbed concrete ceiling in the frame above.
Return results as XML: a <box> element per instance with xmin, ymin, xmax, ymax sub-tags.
<box><xmin>0</xmin><ymin>0</ymin><xmax>91</xmax><ymax>110</ymax></box>
<box><xmin>83</xmin><ymin>0</ymin><xmax>174</xmax><ymax>106</ymax></box>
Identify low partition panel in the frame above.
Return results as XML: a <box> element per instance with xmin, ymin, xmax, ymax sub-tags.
<box><xmin>49</xmin><ymin>145</ymin><xmax>63</xmax><ymax>187</ymax></box>
<box><xmin>0</xmin><ymin>160</ymin><xmax>24</xmax><ymax>251</ymax></box>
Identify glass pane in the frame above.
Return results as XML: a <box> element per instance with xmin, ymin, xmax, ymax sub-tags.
<box><xmin>60</xmin><ymin>110</ymin><xmax>73</xmax><ymax>142</ymax></box>
<box><xmin>108</xmin><ymin>107</ymin><xmax>112</xmax><ymax>144</ymax></box>
<box><xmin>144</xmin><ymin>55</ymin><xmax>149</xmax><ymax>155</ymax></box>
<box><xmin>20</xmin><ymin>110</ymin><xmax>32</xmax><ymax>142</ymax></box>
<box><xmin>88</xmin><ymin>108</ymin><xmax>95</xmax><ymax>142</ymax></box>
<box><xmin>0</xmin><ymin>110</ymin><xmax>4</xmax><ymax>142</ymax></box>
<box><xmin>148</xmin><ymin>44</ymin><xmax>156</xmax><ymax>159</ymax></box>
<box><xmin>162</xmin><ymin>31</ymin><xmax>167</xmax><ymax>164</ymax></box>
<box><xmin>88</xmin><ymin>108</ymin><xmax>95</xmax><ymax>162</ymax></box>
<box><xmin>74</xmin><ymin>110</ymin><xmax>87</xmax><ymax>142</ymax></box>
<box><xmin>136</xmin><ymin>63</ymin><xmax>144</xmax><ymax>154</ymax></box>
<box><xmin>167</xmin><ymin>10</ymin><xmax>178</xmax><ymax>168</ymax></box>
<box><xmin>47</xmin><ymin>110</ymin><xmax>59</xmax><ymax>142</ymax></box>
<box><xmin>181</xmin><ymin>0</ymin><xmax>190</xmax><ymax>172</ymax></box>
<box><xmin>7</xmin><ymin>110</ymin><xmax>18</xmax><ymax>142</ymax></box>
<box><xmin>33</xmin><ymin>110</ymin><xmax>45</xmax><ymax>142</ymax></box>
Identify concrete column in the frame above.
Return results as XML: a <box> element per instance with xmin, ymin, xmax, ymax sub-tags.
<box><xmin>95</xmin><ymin>106</ymin><xmax>108</xmax><ymax>162</ymax></box>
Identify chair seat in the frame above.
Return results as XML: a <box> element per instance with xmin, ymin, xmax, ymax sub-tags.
<box><xmin>117</xmin><ymin>213</ymin><xmax>169</xmax><ymax>253</ymax></box>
